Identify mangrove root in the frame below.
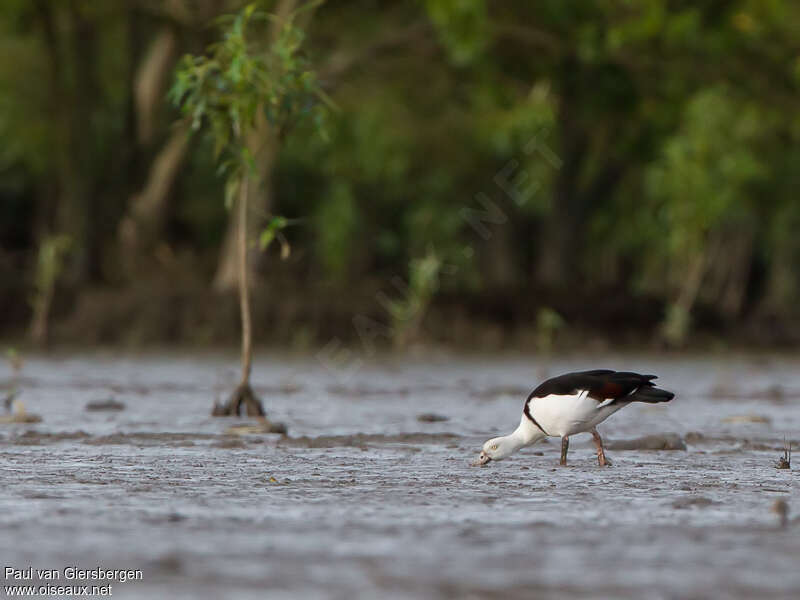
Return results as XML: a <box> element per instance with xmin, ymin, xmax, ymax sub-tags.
<box><xmin>212</xmin><ymin>383</ymin><xmax>266</xmax><ymax>417</ymax></box>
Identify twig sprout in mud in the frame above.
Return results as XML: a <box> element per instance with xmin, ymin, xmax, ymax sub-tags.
<box><xmin>776</xmin><ymin>437</ymin><xmax>791</xmax><ymax>469</ymax></box>
<box><xmin>4</xmin><ymin>349</ymin><xmax>23</xmax><ymax>411</ymax></box>
<box><xmin>1</xmin><ymin>391</ymin><xmax>14</xmax><ymax>413</ymax></box>
<box><xmin>1</xmin><ymin>349</ymin><xmax>41</xmax><ymax>423</ymax></box>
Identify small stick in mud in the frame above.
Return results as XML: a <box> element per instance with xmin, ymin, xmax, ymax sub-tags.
<box><xmin>4</xmin><ymin>349</ymin><xmax>22</xmax><ymax>413</ymax></box>
<box><xmin>776</xmin><ymin>437</ymin><xmax>791</xmax><ymax>469</ymax></box>
<box><xmin>3</xmin><ymin>391</ymin><xmax>17</xmax><ymax>413</ymax></box>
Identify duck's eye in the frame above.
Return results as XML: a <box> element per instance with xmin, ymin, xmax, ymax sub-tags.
<box><xmin>491</xmin><ymin>444</ymin><xmax>498</xmax><ymax>450</ymax></box>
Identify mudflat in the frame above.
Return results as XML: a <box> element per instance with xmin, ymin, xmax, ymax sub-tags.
<box><xmin>1</xmin><ymin>353</ymin><xmax>797</xmax><ymax>599</ymax></box>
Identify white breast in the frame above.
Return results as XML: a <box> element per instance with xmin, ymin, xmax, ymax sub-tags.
<box><xmin>528</xmin><ymin>392</ymin><xmax>625</xmax><ymax>437</ymax></box>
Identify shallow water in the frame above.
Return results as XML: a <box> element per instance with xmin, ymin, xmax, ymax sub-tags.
<box><xmin>1</xmin><ymin>352</ymin><xmax>798</xmax><ymax>599</ymax></box>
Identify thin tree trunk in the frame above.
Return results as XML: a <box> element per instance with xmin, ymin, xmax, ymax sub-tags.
<box><xmin>212</xmin><ymin>173</ymin><xmax>268</xmax><ymax>418</ymax></box>
<box><xmin>675</xmin><ymin>252</ymin><xmax>706</xmax><ymax>319</ymax></box>
<box><xmin>118</xmin><ymin>123</ymin><xmax>190</xmax><ymax>274</ymax></box>
<box><xmin>134</xmin><ymin>26</ymin><xmax>178</xmax><ymax>145</ymax></box>
<box><xmin>212</xmin><ymin>128</ymin><xmax>279</xmax><ymax>290</ymax></box>
<box><xmin>116</xmin><ymin>0</ymin><xmax>223</xmax><ymax>279</ymax></box>
<box><xmin>537</xmin><ymin>56</ymin><xmax>587</xmax><ymax>289</ymax></box>
<box><xmin>29</xmin><ymin>285</ymin><xmax>54</xmax><ymax>346</ymax></box>
<box><xmin>116</xmin><ymin>23</ymin><xmax>185</xmax><ymax>277</ymax></box>
<box><xmin>212</xmin><ymin>0</ymin><xmax>298</xmax><ymax>291</ymax></box>
<box><xmin>238</xmin><ymin>174</ymin><xmax>253</xmax><ymax>387</ymax></box>
<box><xmin>484</xmin><ymin>212</ymin><xmax>516</xmax><ymax>288</ymax></box>
<box><xmin>34</xmin><ymin>0</ymin><xmax>93</xmax><ymax>286</ymax></box>
<box><xmin>662</xmin><ymin>250</ymin><xmax>707</xmax><ymax>346</ymax></box>
<box><xmin>718</xmin><ymin>230</ymin><xmax>753</xmax><ymax>318</ymax></box>
<box><xmin>65</xmin><ymin>0</ymin><xmax>100</xmax><ymax>282</ymax></box>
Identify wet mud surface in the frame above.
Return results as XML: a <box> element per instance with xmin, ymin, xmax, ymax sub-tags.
<box><xmin>1</xmin><ymin>353</ymin><xmax>798</xmax><ymax>599</ymax></box>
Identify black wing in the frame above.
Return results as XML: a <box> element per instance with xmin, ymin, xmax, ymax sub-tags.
<box><xmin>528</xmin><ymin>370</ymin><xmax>673</xmax><ymax>404</ymax></box>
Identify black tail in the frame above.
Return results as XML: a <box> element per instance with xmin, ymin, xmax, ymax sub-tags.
<box><xmin>629</xmin><ymin>386</ymin><xmax>674</xmax><ymax>404</ymax></box>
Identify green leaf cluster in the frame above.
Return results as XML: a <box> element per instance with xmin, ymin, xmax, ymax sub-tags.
<box><xmin>169</xmin><ymin>2</ymin><xmax>328</xmax><ymax>179</ymax></box>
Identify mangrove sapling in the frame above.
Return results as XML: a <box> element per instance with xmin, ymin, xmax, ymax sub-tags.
<box><xmin>171</xmin><ymin>2</ymin><xmax>327</xmax><ymax>418</ymax></box>
<box><xmin>0</xmin><ymin>349</ymin><xmax>41</xmax><ymax>424</ymax></box>
<box><xmin>777</xmin><ymin>438</ymin><xmax>791</xmax><ymax>469</ymax></box>
<box><xmin>29</xmin><ymin>234</ymin><xmax>71</xmax><ymax>346</ymax></box>
<box><xmin>3</xmin><ymin>349</ymin><xmax>22</xmax><ymax>413</ymax></box>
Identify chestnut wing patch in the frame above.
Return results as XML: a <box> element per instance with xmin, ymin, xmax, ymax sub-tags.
<box><xmin>591</xmin><ymin>381</ymin><xmax>626</xmax><ymax>400</ymax></box>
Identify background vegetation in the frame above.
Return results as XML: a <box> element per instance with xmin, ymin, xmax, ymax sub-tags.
<box><xmin>1</xmin><ymin>0</ymin><xmax>799</xmax><ymax>350</ymax></box>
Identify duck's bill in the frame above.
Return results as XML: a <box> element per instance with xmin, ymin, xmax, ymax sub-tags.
<box><xmin>471</xmin><ymin>452</ymin><xmax>491</xmax><ymax>467</ymax></box>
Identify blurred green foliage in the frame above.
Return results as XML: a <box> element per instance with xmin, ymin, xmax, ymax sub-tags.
<box><xmin>1</xmin><ymin>0</ymin><xmax>799</xmax><ymax>345</ymax></box>
<box><xmin>386</xmin><ymin>248</ymin><xmax>442</xmax><ymax>347</ymax></box>
<box><xmin>170</xmin><ymin>2</ymin><xmax>327</xmax><ymax>176</ymax></box>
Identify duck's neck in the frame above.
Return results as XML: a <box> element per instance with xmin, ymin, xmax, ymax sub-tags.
<box><xmin>504</xmin><ymin>415</ymin><xmax>547</xmax><ymax>453</ymax></box>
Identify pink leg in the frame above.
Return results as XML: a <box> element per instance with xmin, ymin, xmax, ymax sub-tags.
<box><xmin>591</xmin><ymin>427</ymin><xmax>611</xmax><ymax>466</ymax></box>
<box><xmin>560</xmin><ymin>436</ymin><xmax>569</xmax><ymax>466</ymax></box>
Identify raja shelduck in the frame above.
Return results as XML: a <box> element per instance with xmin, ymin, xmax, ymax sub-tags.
<box><xmin>472</xmin><ymin>369</ymin><xmax>675</xmax><ymax>467</ymax></box>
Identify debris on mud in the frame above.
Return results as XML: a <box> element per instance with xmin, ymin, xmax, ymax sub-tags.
<box><xmin>213</xmin><ymin>437</ymin><xmax>247</xmax><ymax>448</ymax></box>
<box><xmin>709</xmin><ymin>383</ymin><xmax>793</xmax><ymax>402</ymax></box>
<box><xmin>685</xmin><ymin>431</ymin><xmax>705</xmax><ymax>444</ymax></box>
<box><xmin>604</xmin><ymin>433</ymin><xmax>686</xmax><ymax>451</ymax></box>
<box><xmin>253</xmin><ymin>382</ymin><xmax>304</xmax><ymax>395</ymax></box>
<box><xmin>417</xmin><ymin>413</ymin><xmax>449</xmax><ymax>423</ymax></box>
<box><xmin>684</xmin><ymin>432</ymin><xmax>798</xmax><ymax>452</ymax></box>
<box><xmin>3</xmin><ymin>390</ymin><xmax>18</xmax><ymax>412</ymax></box>
<box><xmin>146</xmin><ymin>554</ymin><xmax>184</xmax><ymax>575</ymax></box>
<box><xmin>672</xmin><ymin>496</ymin><xmax>714</xmax><ymax>509</ymax></box>
<box><xmin>82</xmin><ymin>432</ymin><xmax>213</xmax><ymax>447</ymax></box>
<box><xmin>0</xmin><ymin>400</ymin><xmax>42</xmax><ymax>424</ymax></box>
<box><xmin>0</xmin><ymin>413</ymin><xmax>42</xmax><ymax>424</ymax></box>
<box><xmin>278</xmin><ymin>432</ymin><xmax>460</xmax><ymax>448</ymax></box>
<box><xmin>722</xmin><ymin>414</ymin><xmax>771</xmax><ymax>425</ymax></box>
<box><xmin>772</xmin><ymin>499</ymin><xmax>789</xmax><ymax>528</ymax></box>
<box><xmin>327</xmin><ymin>384</ymin><xmax>415</xmax><ymax>397</ymax></box>
<box><xmin>223</xmin><ymin>419</ymin><xmax>287</xmax><ymax>435</ymax></box>
<box><xmin>85</xmin><ymin>398</ymin><xmax>126</xmax><ymax>411</ymax></box>
<box><xmin>4</xmin><ymin>430</ymin><xmax>90</xmax><ymax>445</ymax></box>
